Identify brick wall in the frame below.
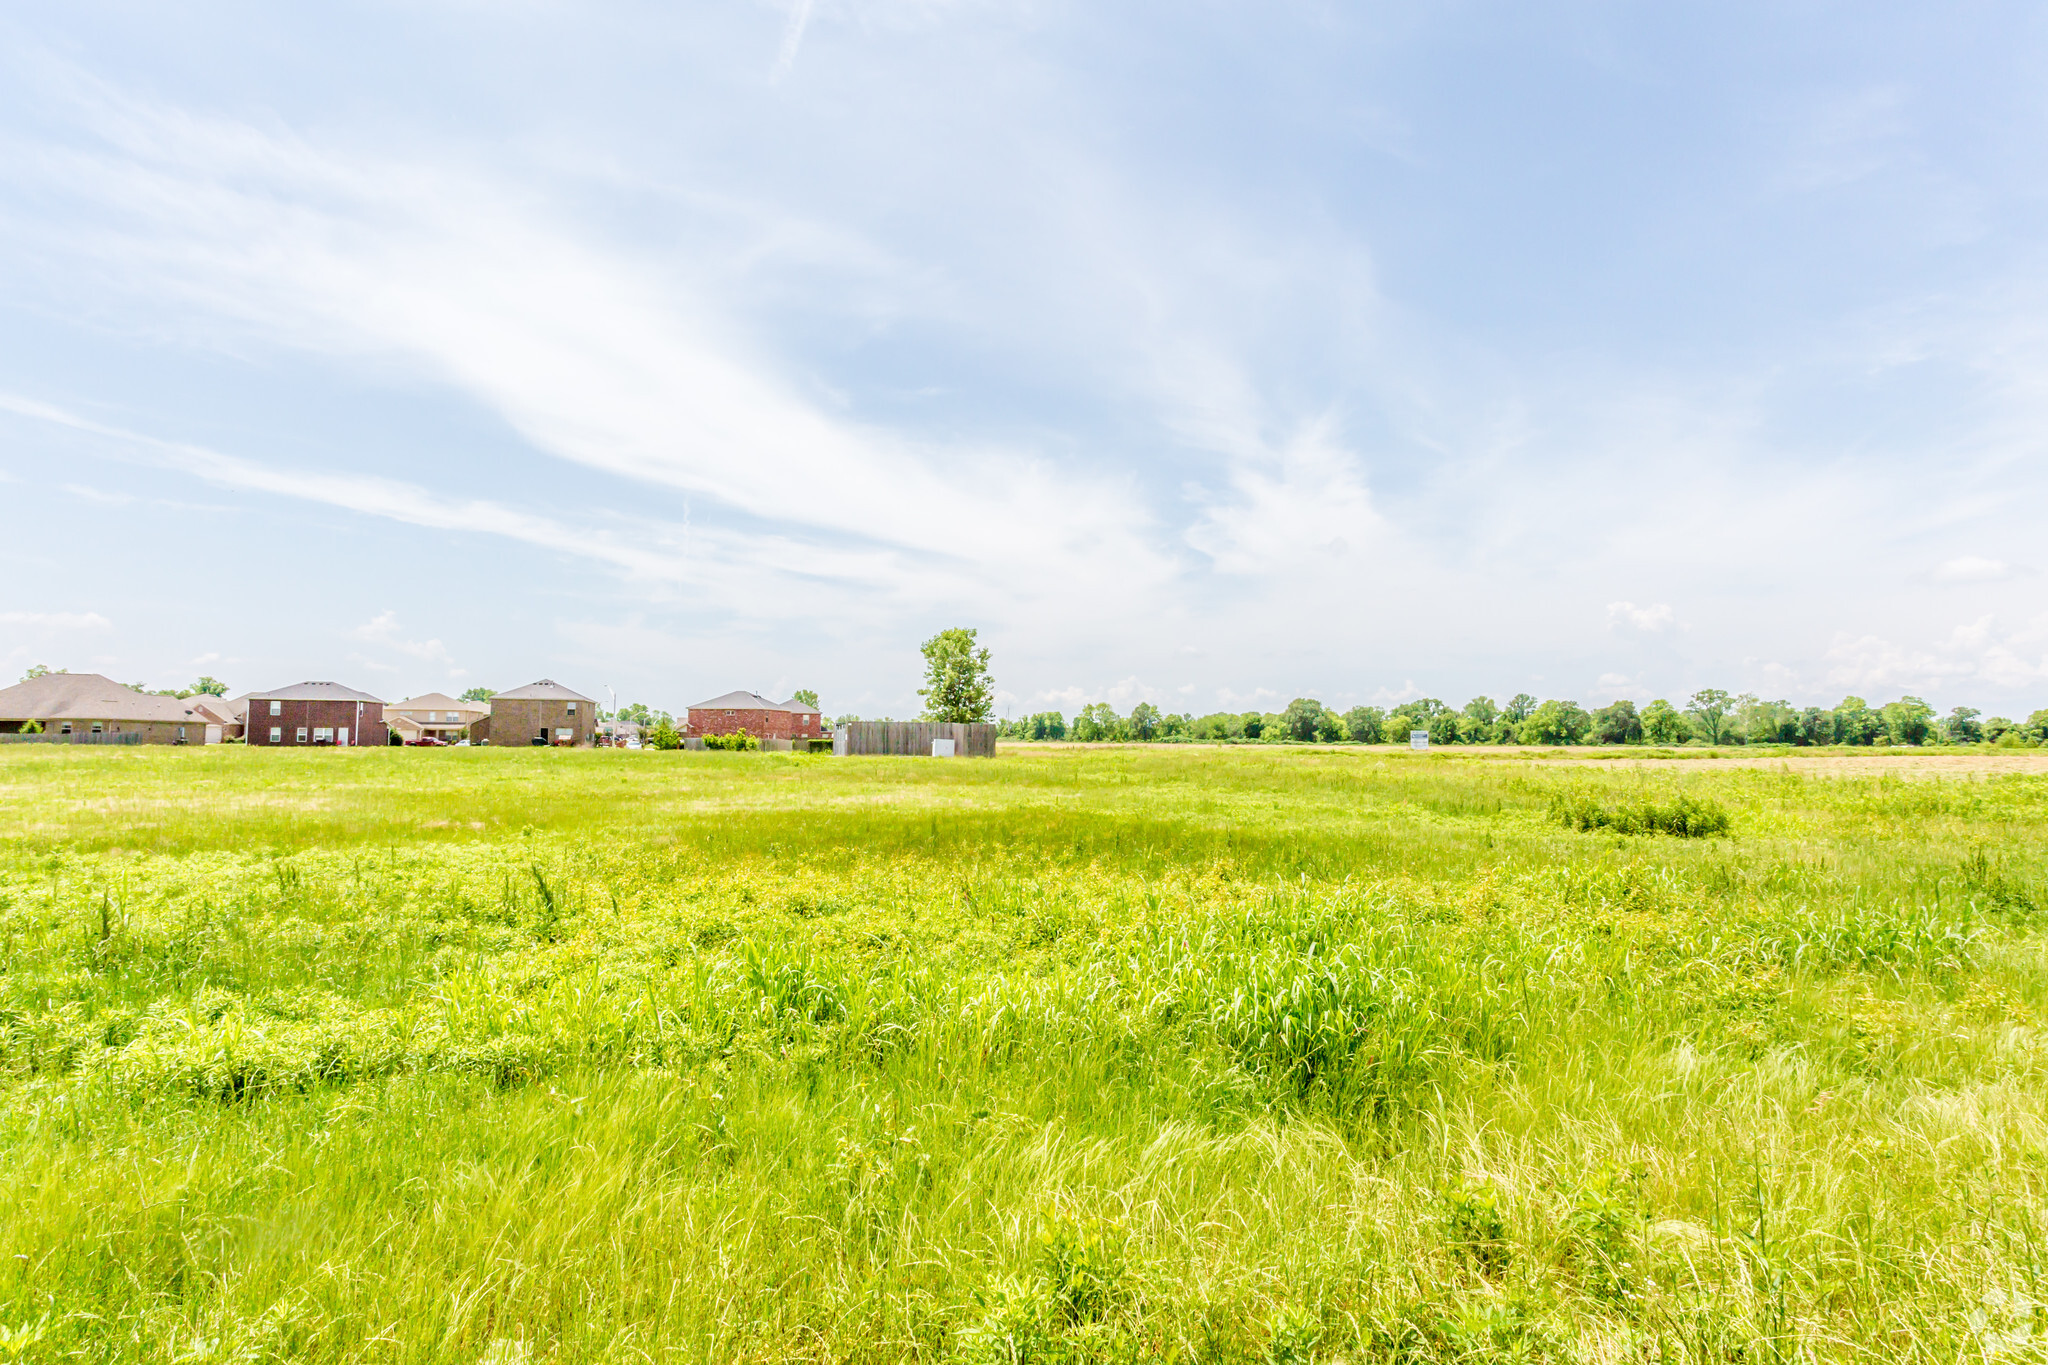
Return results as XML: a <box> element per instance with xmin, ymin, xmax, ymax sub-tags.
<box><xmin>248</xmin><ymin>699</ymin><xmax>389</xmax><ymax>747</ymax></box>
<box><xmin>486</xmin><ymin>698</ymin><xmax>594</xmax><ymax>747</ymax></box>
<box><xmin>686</xmin><ymin>707</ymin><xmax>821</xmax><ymax>740</ymax></box>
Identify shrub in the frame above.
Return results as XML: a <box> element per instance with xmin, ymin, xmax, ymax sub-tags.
<box><xmin>646</xmin><ymin>720</ymin><xmax>683</xmax><ymax>750</ymax></box>
<box><xmin>1550</xmin><ymin>790</ymin><xmax>1732</xmax><ymax>837</ymax></box>
<box><xmin>703</xmin><ymin>728</ymin><xmax>760</xmax><ymax>751</ymax></box>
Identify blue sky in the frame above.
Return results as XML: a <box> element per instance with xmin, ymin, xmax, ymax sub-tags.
<box><xmin>3</xmin><ymin>2</ymin><xmax>2045</xmax><ymax>719</ymax></box>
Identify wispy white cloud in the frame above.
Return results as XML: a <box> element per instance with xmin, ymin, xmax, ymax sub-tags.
<box><xmin>1826</xmin><ymin>615</ymin><xmax>2048</xmax><ymax>692</ymax></box>
<box><xmin>772</xmin><ymin>0</ymin><xmax>816</xmax><ymax>81</ymax></box>
<box><xmin>1932</xmin><ymin>556</ymin><xmax>2014</xmax><ymax>584</ymax></box>
<box><xmin>0</xmin><ymin>610</ymin><xmax>112</xmax><ymax>629</ymax></box>
<box><xmin>1</xmin><ymin>74</ymin><xmax>1174</xmax><ymax>618</ymax></box>
<box><xmin>1607</xmin><ymin>601</ymin><xmax>1676</xmax><ymax>632</ymax></box>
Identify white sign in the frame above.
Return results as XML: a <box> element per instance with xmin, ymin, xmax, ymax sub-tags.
<box><xmin>931</xmin><ymin>738</ymin><xmax>956</xmax><ymax>757</ymax></box>
<box><xmin>1410</xmin><ymin>730</ymin><xmax>1429</xmax><ymax>750</ymax></box>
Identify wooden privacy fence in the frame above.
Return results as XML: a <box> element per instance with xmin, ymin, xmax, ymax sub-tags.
<box><xmin>838</xmin><ymin>721</ymin><xmax>996</xmax><ymax>757</ymax></box>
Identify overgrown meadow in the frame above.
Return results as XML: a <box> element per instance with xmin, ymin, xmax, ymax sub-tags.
<box><xmin>3</xmin><ymin>745</ymin><xmax>2047</xmax><ymax>1363</ymax></box>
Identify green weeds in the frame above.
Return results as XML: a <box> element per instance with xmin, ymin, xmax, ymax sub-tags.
<box><xmin>0</xmin><ymin>746</ymin><xmax>2044</xmax><ymax>1361</ymax></box>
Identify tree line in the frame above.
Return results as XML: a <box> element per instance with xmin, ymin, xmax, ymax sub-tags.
<box><xmin>994</xmin><ymin>691</ymin><xmax>2048</xmax><ymax>747</ymax></box>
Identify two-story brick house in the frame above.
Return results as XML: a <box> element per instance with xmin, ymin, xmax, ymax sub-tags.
<box><xmin>246</xmin><ymin>682</ymin><xmax>388</xmax><ymax>748</ymax></box>
<box><xmin>480</xmin><ymin>680</ymin><xmax>595</xmax><ymax>747</ymax></box>
<box><xmin>686</xmin><ymin>691</ymin><xmax>823</xmax><ymax>742</ymax></box>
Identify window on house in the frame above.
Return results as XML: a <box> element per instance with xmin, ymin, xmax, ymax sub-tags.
<box><xmin>60</xmin><ymin>722</ymin><xmax>73</xmax><ymax>735</ymax></box>
<box><xmin>567</xmin><ymin>702</ymin><xmax>576</xmax><ymax>715</ymax></box>
<box><xmin>270</xmin><ymin>700</ymin><xmax>282</xmax><ymax>716</ymax></box>
<box><xmin>91</xmin><ymin>722</ymin><xmax>103</xmax><ymax>734</ymax></box>
<box><xmin>296</xmin><ymin>727</ymin><xmax>308</xmax><ymax>744</ymax></box>
<box><xmin>313</xmin><ymin>727</ymin><xmax>334</xmax><ymax>744</ymax></box>
<box><xmin>270</xmin><ymin>727</ymin><xmax>282</xmax><ymax>743</ymax></box>
<box><xmin>556</xmin><ymin>728</ymin><xmax>572</xmax><ymax>741</ymax></box>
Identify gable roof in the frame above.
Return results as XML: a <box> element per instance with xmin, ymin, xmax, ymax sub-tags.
<box><xmin>0</xmin><ymin>672</ymin><xmax>207</xmax><ymax>723</ymax></box>
<box><xmin>187</xmin><ymin>696</ymin><xmax>238</xmax><ymax>724</ymax></box>
<box><xmin>247</xmin><ymin>681</ymin><xmax>384</xmax><ymax>704</ymax></box>
<box><xmin>689</xmin><ymin>690</ymin><xmax>812</xmax><ymax>713</ymax></box>
<box><xmin>389</xmin><ymin>692</ymin><xmax>489</xmax><ymax>714</ymax></box>
<box><xmin>494</xmin><ymin>679</ymin><xmax>595</xmax><ymax>702</ymax></box>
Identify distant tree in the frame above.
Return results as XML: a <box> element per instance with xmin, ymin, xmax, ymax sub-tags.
<box><xmin>1737</xmin><ymin>697</ymin><xmax>1801</xmax><ymax>746</ymax></box>
<box><xmin>2028</xmin><ymin>709</ymin><xmax>2048</xmax><ymax>743</ymax></box>
<box><xmin>1685</xmin><ymin>689</ymin><xmax>1734</xmax><ymax>745</ymax></box>
<box><xmin>1944</xmin><ymin>706</ymin><xmax>1983</xmax><ymax>744</ymax></box>
<box><xmin>1282</xmin><ymin>698</ymin><xmax>1327</xmax><ymax>742</ymax></box>
<box><xmin>834</xmin><ymin>713</ymin><xmax>863</xmax><ymax>728</ymax></box>
<box><xmin>1239</xmin><ymin>712</ymin><xmax>1265</xmax><ymax>740</ymax></box>
<box><xmin>190</xmin><ymin>676</ymin><xmax>228</xmax><ymax>697</ymax></box>
<box><xmin>1030</xmin><ymin>711</ymin><xmax>1068</xmax><ymax>740</ymax></box>
<box><xmin>792</xmin><ymin>689</ymin><xmax>820</xmax><ymax>710</ymax></box>
<box><xmin>1160</xmin><ymin>712</ymin><xmax>1192</xmax><ymax>740</ymax></box>
<box><xmin>1881</xmin><ymin>696</ymin><xmax>1936</xmax><ymax>746</ymax></box>
<box><xmin>1342</xmin><ymin>707</ymin><xmax>1384</xmax><ymax>744</ymax></box>
<box><xmin>1983</xmin><ymin>716</ymin><xmax>2017</xmax><ymax>744</ymax></box>
<box><xmin>460</xmin><ymin>687</ymin><xmax>497</xmax><ymax>703</ymax></box>
<box><xmin>1590</xmin><ymin>700</ymin><xmax>1643</xmax><ymax>745</ymax></box>
<box><xmin>1426</xmin><ymin>710</ymin><xmax>1461</xmax><ymax>745</ymax></box>
<box><xmin>1462</xmin><ymin>697</ymin><xmax>1500</xmax><ymax>726</ymax></box>
<box><xmin>1832</xmin><ymin>697</ymin><xmax>1885</xmax><ymax>746</ymax></box>
<box><xmin>1796</xmin><ymin>707</ymin><xmax>1831</xmax><ymax>746</ymax></box>
<box><xmin>1503</xmin><ymin>693</ymin><xmax>1538</xmax><ymax>724</ymax></box>
<box><xmin>1129</xmin><ymin>702</ymin><xmax>1162</xmax><ymax>741</ymax></box>
<box><xmin>1518</xmin><ymin>699</ymin><xmax>1592</xmax><ymax>746</ymax></box>
<box><xmin>617</xmin><ymin>702</ymin><xmax>672</xmax><ymax>728</ymax></box>
<box><xmin>21</xmin><ymin>664</ymin><xmax>53</xmax><ymax>682</ymax></box>
<box><xmin>1072</xmin><ymin>702</ymin><xmax>1122</xmax><ymax>742</ymax></box>
<box><xmin>918</xmin><ymin>628</ymin><xmax>995</xmax><ymax>723</ymax></box>
<box><xmin>646</xmin><ymin>719</ymin><xmax>683</xmax><ymax>750</ymax></box>
<box><xmin>1640</xmin><ymin>699</ymin><xmax>1687</xmax><ymax>746</ymax></box>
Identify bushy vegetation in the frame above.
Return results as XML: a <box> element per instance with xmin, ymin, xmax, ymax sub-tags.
<box><xmin>1</xmin><ymin>745</ymin><xmax>2046</xmax><ymax>1361</ymax></box>
<box><xmin>1550</xmin><ymin>788</ymin><xmax>1735</xmax><ymax>837</ymax></box>
<box><xmin>1000</xmin><ymin>690</ymin><xmax>2048</xmax><ymax>749</ymax></box>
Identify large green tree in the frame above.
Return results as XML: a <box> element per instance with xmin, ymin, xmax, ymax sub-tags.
<box><xmin>190</xmin><ymin>676</ymin><xmax>228</xmax><ymax>697</ymax></box>
<box><xmin>460</xmin><ymin>687</ymin><xmax>497</xmax><ymax>703</ymax></box>
<box><xmin>1686</xmin><ymin>689</ymin><xmax>1734</xmax><ymax>745</ymax></box>
<box><xmin>917</xmin><ymin>628</ymin><xmax>996</xmax><ymax>723</ymax></box>
<box><xmin>1590</xmin><ymin>700</ymin><xmax>1642</xmax><ymax>745</ymax></box>
<box><xmin>1128</xmin><ymin>702</ymin><xmax>1162</xmax><ymax>741</ymax></box>
<box><xmin>1282</xmin><ymin>698</ymin><xmax>1327</xmax><ymax>741</ymax></box>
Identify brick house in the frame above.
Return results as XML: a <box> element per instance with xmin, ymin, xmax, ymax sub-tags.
<box><xmin>384</xmin><ymin>692</ymin><xmax>490</xmax><ymax>744</ymax></box>
<box><xmin>483</xmin><ymin>680</ymin><xmax>595</xmax><ymax>747</ymax></box>
<box><xmin>0</xmin><ymin>672</ymin><xmax>214</xmax><ymax>744</ymax></box>
<box><xmin>246</xmin><ymin>682</ymin><xmax>388</xmax><ymax>748</ymax></box>
<box><xmin>686</xmin><ymin>691</ymin><xmax>823</xmax><ymax>742</ymax></box>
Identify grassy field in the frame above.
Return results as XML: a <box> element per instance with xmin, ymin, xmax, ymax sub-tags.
<box><xmin>2</xmin><ymin>744</ymin><xmax>2047</xmax><ymax>1363</ymax></box>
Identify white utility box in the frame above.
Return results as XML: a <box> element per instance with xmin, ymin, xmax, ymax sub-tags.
<box><xmin>931</xmin><ymin>738</ymin><xmax>956</xmax><ymax>757</ymax></box>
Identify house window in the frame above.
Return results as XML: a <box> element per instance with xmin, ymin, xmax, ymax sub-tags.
<box><xmin>60</xmin><ymin>722</ymin><xmax>73</xmax><ymax>735</ymax></box>
<box><xmin>566</xmin><ymin>702</ymin><xmax>576</xmax><ymax>715</ymax></box>
<box><xmin>556</xmin><ymin>728</ymin><xmax>572</xmax><ymax>742</ymax></box>
<box><xmin>269</xmin><ymin>700</ymin><xmax>282</xmax><ymax>716</ymax></box>
<box><xmin>297</xmin><ymin>727</ymin><xmax>308</xmax><ymax>744</ymax></box>
<box><xmin>313</xmin><ymin>727</ymin><xmax>334</xmax><ymax>744</ymax></box>
<box><xmin>92</xmin><ymin>722</ymin><xmax>103</xmax><ymax>734</ymax></box>
<box><xmin>270</xmin><ymin>727</ymin><xmax>282</xmax><ymax>743</ymax></box>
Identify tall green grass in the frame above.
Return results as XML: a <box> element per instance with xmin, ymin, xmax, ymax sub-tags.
<box><xmin>1</xmin><ymin>745</ymin><xmax>2046</xmax><ymax>1361</ymax></box>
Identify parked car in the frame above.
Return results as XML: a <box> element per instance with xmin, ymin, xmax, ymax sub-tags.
<box><xmin>406</xmin><ymin>737</ymin><xmax>448</xmax><ymax>747</ymax></box>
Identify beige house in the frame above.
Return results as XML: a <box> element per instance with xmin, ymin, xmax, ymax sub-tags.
<box><xmin>384</xmin><ymin>692</ymin><xmax>490</xmax><ymax>744</ymax></box>
<box><xmin>0</xmin><ymin>672</ymin><xmax>214</xmax><ymax>744</ymax></box>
